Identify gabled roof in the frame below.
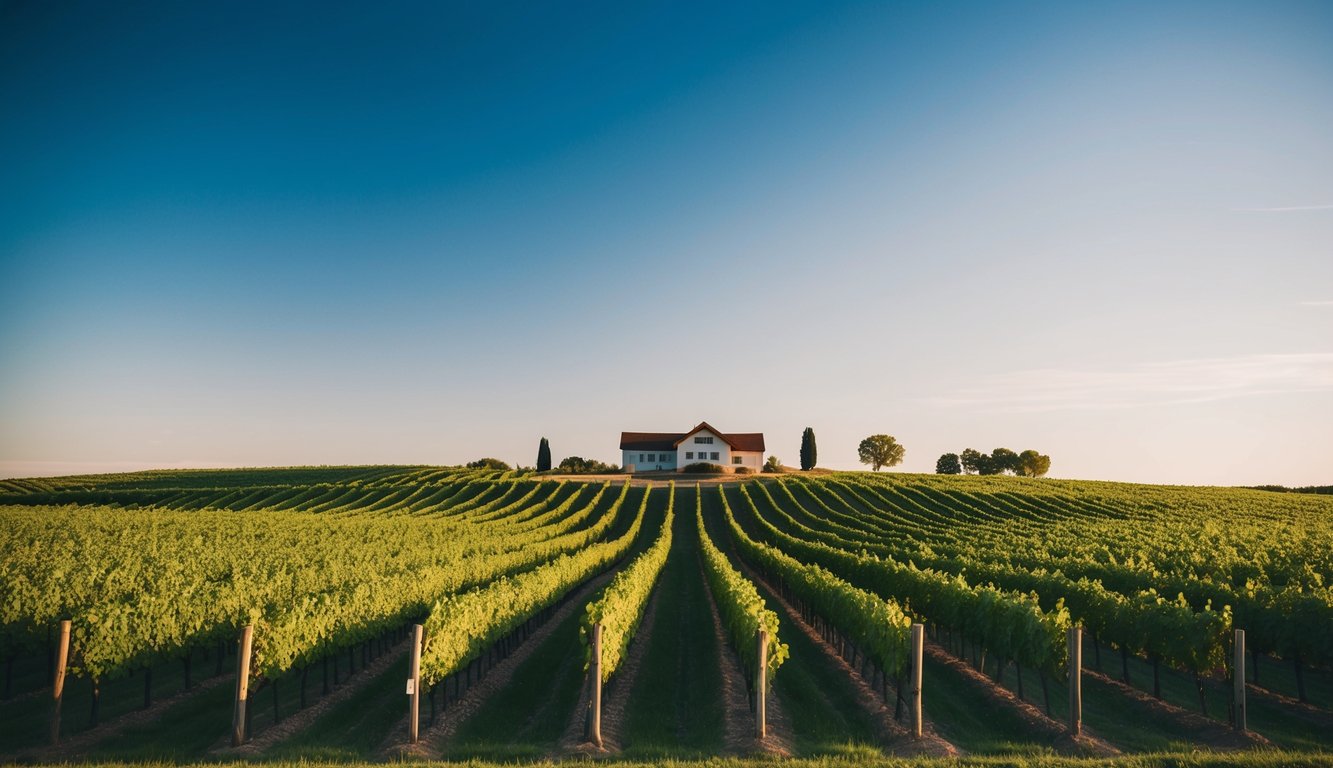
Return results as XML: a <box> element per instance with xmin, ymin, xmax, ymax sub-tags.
<box><xmin>619</xmin><ymin>432</ymin><xmax>680</xmax><ymax>451</ymax></box>
<box><xmin>672</xmin><ymin>421</ymin><xmax>735</xmax><ymax>448</ymax></box>
<box><xmin>619</xmin><ymin>422</ymin><xmax>765</xmax><ymax>453</ymax></box>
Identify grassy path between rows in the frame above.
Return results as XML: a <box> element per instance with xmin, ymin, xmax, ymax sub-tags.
<box><xmin>709</xmin><ymin>485</ymin><xmax>883</xmax><ymax>757</ymax></box>
<box><xmin>617</xmin><ymin>485</ymin><xmax>727</xmax><ymax>759</ymax></box>
<box><xmin>438</xmin><ymin>486</ymin><xmax>666</xmax><ymax>760</ymax></box>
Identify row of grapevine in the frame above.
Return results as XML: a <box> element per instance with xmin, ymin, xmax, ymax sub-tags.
<box><xmin>762</xmin><ymin>479</ymin><xmax>1234</xmax><ymax>680</ymax></box>
<box><xmin>786</xmin><ymin>476</ymin><xmax>1332</xmax><ymax>676</ymax></box>
<box><xmin>418</xmin><ymin>484</ymin><xmax>652</xmax><ymax>686</ymax></box>
<box><xmin>716</xmin><ymin>486</ymin><xmax>913</xmax><ymax>680</ymax></box>
<box><xmin>695</xmin><ymin>489</ymin><xmax>788</xmax><ymax>686</ymax></box>
<box><xmin>0</xmin><ymin>482</ymin><xmax>634</xmax><ymax>688</ymax></box>
<box><xmin>733</xmin><ymin>483</ymin><xmax>1069</xmax><ymax>677</ymax></box>
<box><xmin>581</xmin><ymin>483</ymin><xmax>675</xmax><ymax>682</ymax></box>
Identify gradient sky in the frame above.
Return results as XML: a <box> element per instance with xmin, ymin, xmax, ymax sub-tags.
<box><xmin>2</xmin><ymin>1</ymin><xmax>1331</xmax><ymax>485</ymax></box>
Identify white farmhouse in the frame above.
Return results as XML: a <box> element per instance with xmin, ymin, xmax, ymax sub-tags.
<box><xmin>620</xmin><ymin>421</ymin><xmax>765</xmax><ymax>473</ymax></box>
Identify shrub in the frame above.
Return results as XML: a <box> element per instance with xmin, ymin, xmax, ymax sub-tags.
<box><xmin>557</xmin><ymin>456</ymin><xmax>620</xmax><ymax>474</ymax></box>
<box><xmin>763</xmin><ymin>455</ymin><xmax>784</xmax><ymax>474</ymax></box>
<box><xmin>466</xmin><ymin>458</ymin><xmax>511</xmax><ymax>470</ymax></box>
<box><xmin>682</xmin><ymin>462</ymin><xmax>725</xmax><ymax>474</ymax></box>
<box><xmin>734</xmin><ymin>466</ymin><xmax>754</xmax><ymax>475</ymax></box>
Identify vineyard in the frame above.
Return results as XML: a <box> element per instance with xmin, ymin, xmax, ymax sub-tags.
<box><xmin>1</xmin><ymin>466</ymin><xmax>1331</xmax><ymax>765</ymax></box>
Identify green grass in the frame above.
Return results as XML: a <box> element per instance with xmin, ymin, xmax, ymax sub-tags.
<box><xmin>4</xmin><ymin>467</ymin><xmax>1332</xmax><ymax>765</ymax></box>
<box><xmin>708</xmin><ymin>486</ymin><xmax>883</xmax><ymax>756</ymax></box>
<box><xmin>2</xmin><ymin>645</ymin><xmax>235</xmax><ymax>755</ymax></box>
<box><xmin>264</xmin><ymin>654</ymin><xmax>412</xmax><ymax>761</ymax></box>
<box><xmin>619</xmin><ymin>486</ymin><xmax>727</xmax><ymax>759</ymax></box>
<box><xmin>440</xmin><ymin>487</ymin><xmax>667</xmax><ymax>761</ymax></box>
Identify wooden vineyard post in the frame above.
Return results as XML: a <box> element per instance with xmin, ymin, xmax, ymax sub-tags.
<box><xmin>1234</xmin><ymin>629</ymin><xmax>1246</xmax><ymax>733</ymax></box>
<box><xmin>590</xmin><ymin>622</ymin><xmax>603</xmax><ymax>748</ymax></box>
<box><xmin>231</xmin><ymin>625</ymin><xmax>254</xmax><ymax>747</ymax></box>
<box><xmin>408</xmin><ymin>624</ymin><xmax>423</xmax><ymax>744</ymax></box>
<box><xmin>910</xmin><ymin>623</ymin><xmax>924</xmax><ymax>738</ymax></box>
<box><xmin>1067</xmin><ymin>627</ymin><xmax>1083</xmax><ymax>736</ymax></box>
<box><xmin>50</xmin><ymin>620</ymin><xmax>71</xmax><ymax>745</ymax></box>
<box><xmin>756</xmin><ymin>629</ymin><xmax>768</xmax><ymax>739</ymax></box>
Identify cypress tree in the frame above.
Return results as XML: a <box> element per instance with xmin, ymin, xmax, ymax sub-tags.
<box><xmin>536</xmin><ymin>437</ymin><xmax>552</xmax><ymax>472</ymax></box>
<box><xmin>799</xmin><ymin>427</ymin><xmax>817</xmax><ymax>471</ymax></box>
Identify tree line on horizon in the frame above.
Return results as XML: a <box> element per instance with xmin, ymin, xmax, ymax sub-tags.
<box><xmin>935</xmin><ymin>447</ymin><xmax>1050</xmax><ymax>477</ymax></box>
<box><xmin>469</xmin><ymin>431</ymin><xmax>1048</xmax><ymax>478</ymax></box>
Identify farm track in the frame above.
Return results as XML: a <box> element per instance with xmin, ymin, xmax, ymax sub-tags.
<box><xmin>26</xmin><ymin>671</ymin><xmax>233</xmax><ymax>761</ymax></box>
<box><xmin>384</xmin><ymin>566</ymin><xmax>621</xmax><ymax>760</ymax></box>
<box><xmin>923</xmin><ymin>641</ymin><xmax>1119</xmax><ymax>757</ymax></box>
<box><xmin>219</xmin><ymin>634</ymin><xmax>411</xmax><ymax>757</ymax></box>
<box><xmin>697</xmin><ymin>547</ymin><xmax>793</xmax><ymax>757</ymax></box>
<box><xmin>1245</xmin><ymin>683</ymin><xmax>1333</xmax><ymax>728</ymax></box>
<box><xmin>1082</xmin><ymin>669</ymin><xmax>1269</xmax><ymax>750</ymax></box>
<box><xmin>739</xmin><ymin>562</ymin><xmax>959</xmax><ymax>758</ymax></box>
<box><xmin>558</xmin><ymin>575</ymin><xmax>665</xmax><ymax>754</ymax></box>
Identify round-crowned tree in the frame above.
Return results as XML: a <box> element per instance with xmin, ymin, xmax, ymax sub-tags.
<box><xmin>858</xmin><ymin>434</ymin><xmax>905</xmax><ymax>472</ymax></box>
<box><xmin>936</xmin><ymin>453</ymin><xmax>962</xmax><ymax>475</ymax></box>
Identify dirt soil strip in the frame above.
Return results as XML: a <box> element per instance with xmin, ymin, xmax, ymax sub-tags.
<box><xmin>924</xmin><ymin>641</ymin><xmax>1119</xmax><ymax>757</ymax></box>
<box><xmin>384</xmin><ymin>568</ymin><xmax>619</xmax><ymax>760</ymax></box>
<box><xmin>217</xmin><ymin>635</ymin><xmax>410</xmax><ymax>757</ymax></box>
<box><xmin>557</xmin><ymin>580</ymin><xmax>664</xmax><ymax>754</ymax></box>
<box><xmin>740</xmin><ymin>563</ymin><xmax>959</xmax><ymax>758</ymax></box>
<box><xmin>26</xmin><ymin>672</ymin><xmax>234</xmax><ymax>761</ymax></box>
<box><xmin>1246</xmin><ymin>683</ymin><xmax>1333</xmax><ymax>729</ymax></box>
<box><xmin>698</xmin><ymin>556</ymin><xmax>793</xmax><ymax>757</ymax></box>
<box><xmin>1083</xmin><ymin>669</ymin><xmax>1271</xmax><ymax>750</ymax></box>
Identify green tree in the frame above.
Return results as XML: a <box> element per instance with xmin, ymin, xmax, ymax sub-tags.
<box><xmin>1017</xmin><ymin>449</ymin><xmax>1052</xmax><ymax>477</ymax></box>
<box><xmin>936</xmin><ymin>453</ymin><xmax>962</xmax><ymax>475</ymax></box>
<box><xmin>960</xmin><ymin>448</ymin><xmax>986</xmax><ymax>475</ymax></box>
<box><xmin>557</xmin><ymin>456</ymin><xmax>619</xmax><ymax>474</ymax></box>
<box><xmin>990</xmin><ymin>448</ymin><xmax>1020</xmax><ymax>475</ymax></box>
<box><xmin>857</xmin><ymin>434</ymin><xmax>905</xmax><ymax>472</ymax></box>
<box><xmin>800</xmin><ymin>427</ymin><xmax>817</xmax><ymax>471</ymax></box>
<box><xmin>536</xmin><ymin>437</ymin><xmax>552</xmax><ymax>472</ymax></box>
<box><xmin>763</xmin><ymin>455</ymin><xmax>784</xmax><ymax>474</ymax></box>
<box><xmin>466</xmin><ymin>458</ymin><xmax>511</xmax><ymax>470</ymax></box>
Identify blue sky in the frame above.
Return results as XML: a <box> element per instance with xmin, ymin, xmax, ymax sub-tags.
<box><xmin>2</xmin><ymin>1</ymin><xmax>1331</xmax><ymax>485</ymax></box>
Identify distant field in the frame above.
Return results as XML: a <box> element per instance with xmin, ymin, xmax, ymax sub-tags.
<box><xmin>1</xmin><ymin>466</ymin><xmax>1330</xmax><ymax>765</ymax></box>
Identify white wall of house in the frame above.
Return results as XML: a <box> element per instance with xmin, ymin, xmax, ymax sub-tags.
<box><xmin>677</xmin><ymin>427</ymin><xmax>728</xmax><ymax>467</ymax></box>
<box><xmin>622</xmin><ymin>449</ymin><xmax>677</xmax><ymax>472</ymax></box>
<box><xmin>622</xmin><ymin>426</ymin><xmax>765</xmax><ymax>473</ymax></box>
<box><xmin>730</xmin><ymin>451</ymin><xmax>763</xmax><ymax>471</ymax></box>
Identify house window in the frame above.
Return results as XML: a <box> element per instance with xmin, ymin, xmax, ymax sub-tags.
<box><xmin>639</xmin><ymin>454</ymin><xmax>644</xmax><ymax>462</ymax></box>
<box><xmin>733</xmin><ymin>456</ymin><xmax>743</xmax><ymax>464</ymax></box>
<box><xmin>710</xmin><ymin>452</ymin><xmax>719</xmax><ymax>460</ymax></box>
<box><xmin>685</xmin><ymin>452</ymin><xmax>694</xmax><ymax>460</ymax></box>
<box><xmin>694</xmin><ymin>436</ymin><xmax>713</xmax><ymax>444</ymax></box>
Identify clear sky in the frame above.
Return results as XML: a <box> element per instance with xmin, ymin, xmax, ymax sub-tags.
<box><xmin>2</xmin><ymin>1</ymin><xmax>1331</xmax><ymax>486</ymax></box>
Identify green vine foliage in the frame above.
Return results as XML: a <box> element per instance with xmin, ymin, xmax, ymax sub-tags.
<box><xmin>0</xmin><ymin>478</ymin><xmax>627</xmax><ymax>683</ymax></box>
<box><xmin>581</xmin><ymin>483</ymin><xmax>675</xmax><ymax>681</ymax></box>
<box><xmin>417</xmin><ymin>483</ymin><xmax>649</xmax><ymax>686</ymax></box>
<box><xmin>736</xmin><ymin>482</ymin><xmax>1069</xmax><ymax>675</ymax></box>
<box><xmin>717</xmin><ymin>485</ymin><xmax>912</xmax><ymax>677</ymax></box>
<box><xmin>695</xmin><ymin>487</ymin><xmax>788</xmax><ymax>685</ymax></box>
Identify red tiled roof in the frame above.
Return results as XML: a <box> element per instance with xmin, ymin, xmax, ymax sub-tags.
<box><xmin>620</xmin><ymin>422</ymin><xmax>765</xmax><ymax>452</ymax></box>
<box><xmin>721</xmin><ymin>433</ymin><xmax>766</xmax><ymax>452</ymax></box>
<box><xmin>619</xmin><ymin>432</ymin><xmax>680</xmax><ymax>451</ymax></box>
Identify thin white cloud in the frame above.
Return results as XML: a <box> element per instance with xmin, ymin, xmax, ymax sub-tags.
<box><xmin>1299</xmin><ymin>300</ymin><xmax>1333</xmax><ymax>307</ymax></box>
<box><xmin>928</xmin><ymin>353</ymin><xmax>1333</xmax><ymax>413</ymax></box>
<box><xmin>1234</xmin><ymin>203</ymin><xmax>1333</xmax><ymax>212</ymax></box>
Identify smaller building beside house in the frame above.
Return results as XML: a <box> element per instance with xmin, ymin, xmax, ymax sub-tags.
<box><xmin>620</xmin><ymin>421</ymin><xmax>765</xmax><ymax>473</ymax></box>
